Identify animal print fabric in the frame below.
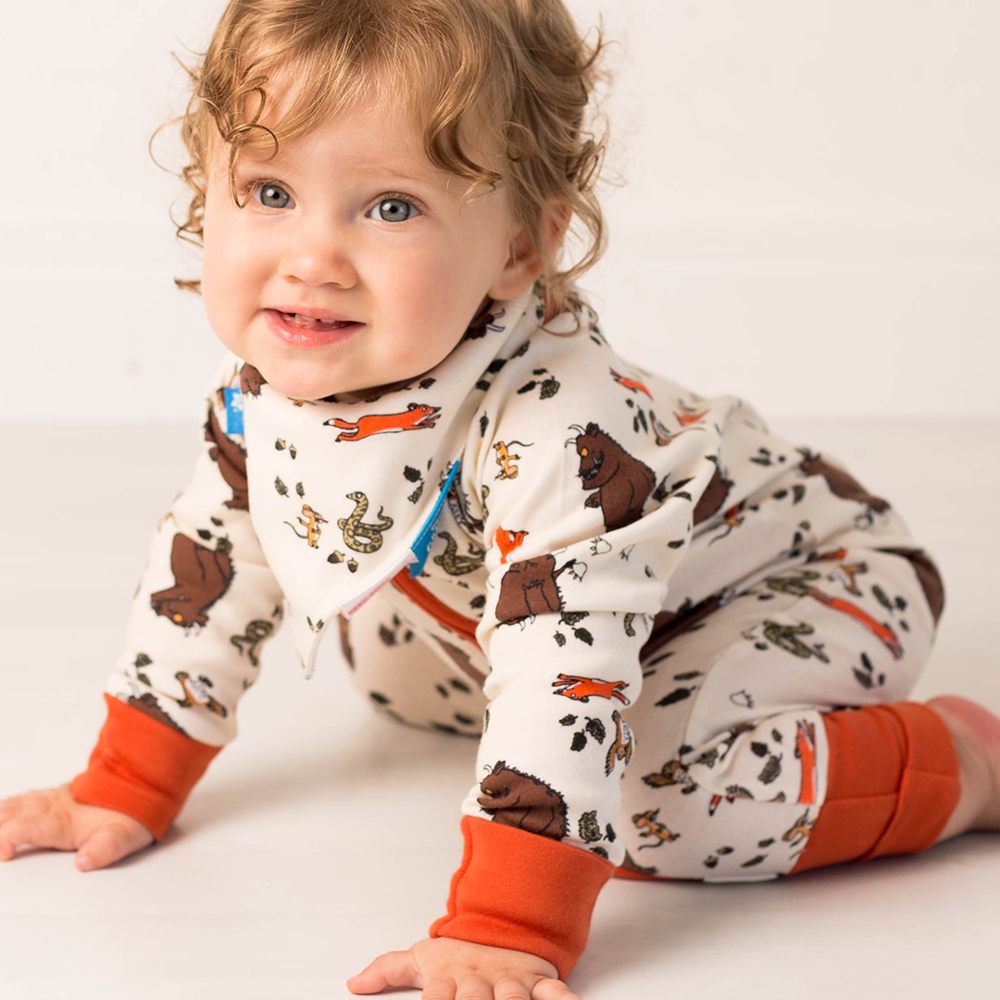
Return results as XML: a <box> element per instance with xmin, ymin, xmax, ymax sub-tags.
<box><xmin>339</xmin><ymin>531</ymin><xmax>941</xmax><ymax>881</ymax></box>
<box><xmin>98</xmin><ymin>278</ymin><xmax>945</xmax><ymax>880</ymax></box>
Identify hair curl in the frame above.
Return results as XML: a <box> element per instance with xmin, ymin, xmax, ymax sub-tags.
<box><xmin>157</xmin><ymin>0</ymin><xmax>614</xmax><ymax>324</ymax></box>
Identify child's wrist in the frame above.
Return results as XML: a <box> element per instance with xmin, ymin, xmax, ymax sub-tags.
<box><xmin>428</xmin><ymin>815</ymin><xmax>614</xmax><ymax>980</ymax></box>
<box><xmin>70</xmin><ymin>693</ymin><xmax>221</xmax><ymax>840</ymax></box>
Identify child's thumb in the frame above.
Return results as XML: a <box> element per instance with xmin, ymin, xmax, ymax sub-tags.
<box><xmin>76</xmin><ymin>823</ymin><xmax>152</xmax><ymax>872</ymax></box>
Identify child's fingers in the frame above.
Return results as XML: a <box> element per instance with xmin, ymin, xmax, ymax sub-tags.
<box><xmin>530</xmin><ymin>977</ymin><xmax>582</xmax><ymax>1000</ymax></box>
<box><xmin>0</xmin><ymin>810</ymin><xmax>75</xmax><ymax>858</ymax></box>
<box><xmin>75</xmin><ymin>821</ymin><xmax>153</xmax><ymax>872</ymax></box>
<box><xmin>0</xmin><ymin>833</ymin><xmax>20</xmax><ymax>861</ymax></box>
<box><xmin>482</xmin><ymin>976</ymin><xmax>531</xmax><ymax>1000</ymax></box>
<box><xmin>346</xmin><ymin>950</ymin><xmax>421</xmax><ymax>994</ymax></box>
<box><xmin>420</xmin><ymin>976</ymin><xmax>460</xmax><ymax>999</ymax></box>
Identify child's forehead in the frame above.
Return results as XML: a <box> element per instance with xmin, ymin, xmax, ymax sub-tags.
<box><xmin>239</xmin><ymin>103</ymin><xmax>436</xmax><ymax>178</ymax></box>
<box><xmin>234</xmin><ymin>77</ymin><xmax>503</xmax><ymax>180</ymax></box>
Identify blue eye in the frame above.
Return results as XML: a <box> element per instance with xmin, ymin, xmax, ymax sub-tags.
<box><xmin>255</xmin><ymin>182</ymin><xmax>293</xmax><ymax>209</ymax></box>
<box><xmin>369</xmin><ymin>196</ymin><xmax>421</xmax><ymax>223</ymax></box>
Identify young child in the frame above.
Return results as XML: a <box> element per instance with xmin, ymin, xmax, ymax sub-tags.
<box><xmin>1</xmin><ymin>1</ymin><xmax>998</xmax><ymax>997</ymax></box>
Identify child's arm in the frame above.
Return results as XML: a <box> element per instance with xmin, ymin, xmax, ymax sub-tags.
<box><xmin>0</xmin><ymin>355</ymin><xmax>286</xmax><ymax>866</ymax></box>
<box><xmin>70</xmin><ymin>355</ymin><xmax>286</xmax><ymax>833</ymax></box>
<box><xmin>353</xmin><ymin>352</ymin><xmax>732</xmax><ymax>988</ymax></box>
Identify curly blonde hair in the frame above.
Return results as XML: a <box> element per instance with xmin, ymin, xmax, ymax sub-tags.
<box><xmin>162</xmin><ymin>0</ymin><xmax>612</xmax><ymax>323</ymax></box>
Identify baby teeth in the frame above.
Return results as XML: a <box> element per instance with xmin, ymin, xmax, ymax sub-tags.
<box><xmin>284</xmin><ymin>312</ymin><xmax>327</xmax><ymax>327</ymax></box>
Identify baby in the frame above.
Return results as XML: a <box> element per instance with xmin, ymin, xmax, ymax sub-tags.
<box><xmin>2</xmin><ymin>1</ymin><xmax>999</xmax><ymax>998</ymax></box>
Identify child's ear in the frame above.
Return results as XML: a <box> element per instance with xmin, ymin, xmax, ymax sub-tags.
<box><xmin>488</xmin><ymin>225</ymin><xmax>543</xmax><ymax>301</ymax></box>
<box><xmin>488</xmin><ymin>200</ymin><xmax>572</xmax><ymax>301</ymax></box>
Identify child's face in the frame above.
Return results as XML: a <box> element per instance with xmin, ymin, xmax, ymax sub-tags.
<box><xmin>200</xmin><ymin>94</ymin><xmax>541</xmax><ymax>401</ymax></box>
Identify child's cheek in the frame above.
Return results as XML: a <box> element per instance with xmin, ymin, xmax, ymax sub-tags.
<box><xmin>201</xmin><ymin>210</ymin><xmax>258</xmax><ymax>336</ymax></box>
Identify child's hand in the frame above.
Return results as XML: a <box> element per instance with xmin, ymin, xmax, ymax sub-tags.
<box><xmin>347</xmin><ymin>937</ymin><xmax>582</xmax><ymax>999</ymax></box>
<box><xmin>0</xmin><ymin>783</ymin><xmax>153</xmax><ymax>871</ymax></box>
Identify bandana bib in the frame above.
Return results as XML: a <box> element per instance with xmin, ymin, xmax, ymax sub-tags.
<box><xmin>236</xmin><ymin>284</ymin><xmax>546</xmax><ymax>675</ymax></box>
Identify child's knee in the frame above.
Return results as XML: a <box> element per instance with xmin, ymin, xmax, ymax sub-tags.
<box><xmin>617</xmin><ymin>778</ymin><xmax>818</xmax><ymax>881</ymax></box>
<box><xmin>618</xmin><ymin>709</ymin><xmax>831</xmax><ymax>881</ymax></box>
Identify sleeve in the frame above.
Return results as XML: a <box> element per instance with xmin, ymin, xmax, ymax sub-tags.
<box><xmin>429</xmin><ymin>353</ymin><xmax>727</xmax><ymax>978</ymax></box>
<box><xmin>69</xmin><ymin>354</ymin><xmax>286</xmax><ymax>839</ymax></box>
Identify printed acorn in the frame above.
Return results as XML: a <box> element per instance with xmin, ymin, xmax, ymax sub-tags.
<box><xmin>274</xmin><ymin>438</ymin><xmax>298</xmax><ymax>459</ymax></box>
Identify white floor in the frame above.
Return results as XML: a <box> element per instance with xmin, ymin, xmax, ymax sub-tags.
<box><xmin>1</xmin><ymin>418</ymin><xmax>997</xmax><ymax>1000</ymax></box>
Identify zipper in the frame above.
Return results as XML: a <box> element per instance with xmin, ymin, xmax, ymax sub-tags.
<box><xmin>390</xmin><ymin>569</ymin><xmax>482</xmax><ymax>648</ymax></box>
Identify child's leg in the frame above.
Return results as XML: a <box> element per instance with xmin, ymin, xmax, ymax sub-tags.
<box><xmin>336</xmin><ymin>586</ymin><xmax>487</xmax><ymax>736</ymax></box>
<box><xmin>790</xmin><ymin>693</ymin><xmax>1000</xmax><ymax>872</ymax></box>
<box><xmin>787</xmin><ymin>700</ymin><xmax>960</xmax><ymax>873</ymax></box>
<box><xmin>617</xmin><ymin>544</ymin><xmax>990</xmax><ymax>880</ymax></box>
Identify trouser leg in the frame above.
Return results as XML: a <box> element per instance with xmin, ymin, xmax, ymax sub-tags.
<box><xmin>788</xmin><ymin>700</ymin><xmax>960</xmax><ymax>873</ymax></box>
<box><xmin>336</xmin><ymin>585</ymin><xmax>487</xmax><ymax>737</ymax></box>
<box><xmin>617</xmin><ymin>543</ymin><xmax>954</xmax><ymax>881</ymax></box>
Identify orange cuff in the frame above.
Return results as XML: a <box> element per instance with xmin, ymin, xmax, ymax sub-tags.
<box><xmin>429</xmin><ymin>816</ymin><xmax>614</xmax><ymax>980</ymax></box>
<box><xmin>791</xmin><ymin>701</ymin><xmax>961</xmax><ymax>874</ymax></box>
<box><xmin>69</xmin><ymin>693</ymin><xmax>221</xmax><ymax>840</ymax></box>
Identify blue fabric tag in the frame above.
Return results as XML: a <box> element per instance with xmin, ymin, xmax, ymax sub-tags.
<box><xmin>224</xmin><ymin>387</ymin><xmax>244</xmax><ymax>434</ymax></box>
<box><xmin>408</xmin><ymin>459</ymin><xmax>462</xmax><ymax>577</ymax></box>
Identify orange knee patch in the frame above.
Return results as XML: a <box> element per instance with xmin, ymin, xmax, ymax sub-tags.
<box><xmin>791</xmin><ymin>701</ymin><xmax>961</xmax><ymax>874</ymax></box>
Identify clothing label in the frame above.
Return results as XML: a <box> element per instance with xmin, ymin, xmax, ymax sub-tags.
<box><xmin>224</xmin><ymin>387</ymin><xmax>244</xmax><ymax>434</ymax></box>
<box><xmin>339</xmin><ymin>458</ymin><xmax>461</xmax><ymax>619</ymax></box>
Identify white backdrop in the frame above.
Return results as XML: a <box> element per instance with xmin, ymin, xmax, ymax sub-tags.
<box><xmin>2</xmin><ymin>0</ymin><xmax>996</xmax><ymax>423</ymax></box>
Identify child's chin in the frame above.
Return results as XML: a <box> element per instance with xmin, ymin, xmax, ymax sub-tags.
<box><xmin>258</xmin><ymin>367</ymin><xmax>338</xmax><ymax>403</ymax></box>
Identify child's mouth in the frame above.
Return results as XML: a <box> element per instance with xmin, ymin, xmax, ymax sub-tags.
<box><xmin>279</xmin><ymin>311</ymin><xmax>356</xmax><ymax>332</ymax></box>
<box><xmin>265</xmin><ymin>309</ymin><xmax>363</xmax><ymax>348</ymax></box>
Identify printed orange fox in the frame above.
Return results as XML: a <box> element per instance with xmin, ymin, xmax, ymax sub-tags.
<box><xmin>794</xmin><ymin>719</ymin><xmax>818</xmax><ymax>805</ymax></box>
<box><xmin>494</xmin><ymin>526</ymin><xmax>528</xmax><ymax>564</ymax></box>
<box><xmin>807</xmin><ymin>587</ymin><xmax>903</xmax><ymax>660</ymax></box>
<box><xmin>552</xmin><ymin>673</ymin><xmax>631</xmax><ymax>705</ymax></box>
<box><xmin>609</xmin><ymin>367</ymin><xmax>653</xmax><ymax>399</ymax></box>
<box><xmin>323</xmin><ymin>403</ymin><xmax>441</xmax><ymax>441</ymax></box>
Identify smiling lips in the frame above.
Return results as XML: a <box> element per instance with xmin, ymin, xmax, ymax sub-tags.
<box><xmin>264</xmin><ymin>308</ymin><xmax>363</xmax><ymax>347</ymax></box>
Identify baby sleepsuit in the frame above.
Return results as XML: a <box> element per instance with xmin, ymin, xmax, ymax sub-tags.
<box><xmin>71</xmin><ymin>282</ymin><xmax>960</xmax><ymax>978</ymax></box>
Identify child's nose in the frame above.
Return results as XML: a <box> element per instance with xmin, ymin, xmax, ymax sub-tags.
<box><xmin>279</xmin><ymin>230</ymin><xmax>358</xmax><ymax>289</ymax></box>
